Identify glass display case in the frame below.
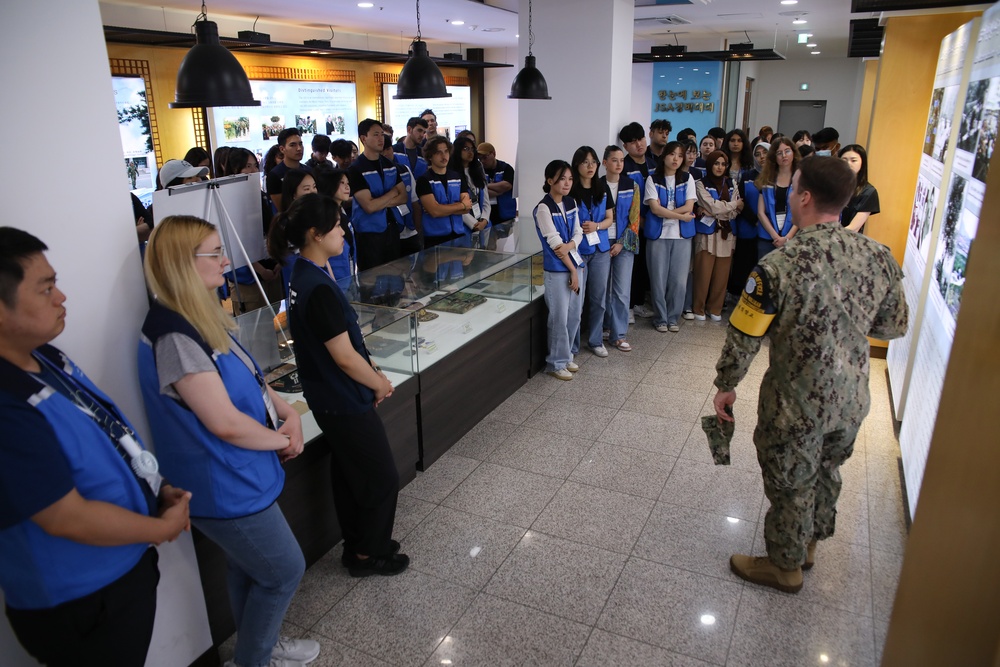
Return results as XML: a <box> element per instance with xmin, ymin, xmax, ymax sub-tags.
<box><xmin>344</xmin><ymin>241</ymin><xmax>542</xmax><ymax>372</ymax></box>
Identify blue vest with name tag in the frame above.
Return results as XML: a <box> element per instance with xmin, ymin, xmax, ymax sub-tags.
<box><xmin>576</xmin><ymin>188</ymin><xmax>611</xmax><ymax>255</ymax></box>
<box><xmin>534</xmin><ymin>195</ymin><xmax>580</xmax><ymax>273</ymax></box>
<box><xmin>696</xmin><ymin>180</ymin><xmax>736</xmax><ymax>235</ymax></box>
<box><xmin>351</xmin><ymin>158</ymin><xmax>401</xmax><ymax>233</ymax></box>
<box><xmin>644</xmin><ymin>175</ymin><xmax>694</xmax><ymax>239</ymax></box>
<box><xmin>758</xmin><ymin>184</ymin><xmax>794</xmax><ymax>239</ymax></box>
<box><xmin>422</xmin><ymin>172</ymin><xmax>466</xmax><ymax>238</ymax></box>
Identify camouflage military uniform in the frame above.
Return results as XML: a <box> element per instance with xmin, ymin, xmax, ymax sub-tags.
<box><xmin>714</xmin><ymin>222</ymin><xmax>908</xmax><ymax>570</ymax></box>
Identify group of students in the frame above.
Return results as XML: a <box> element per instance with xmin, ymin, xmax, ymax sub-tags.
<box><xmin>535</xmin><ymin>120</ymin><xmax>880</xmax><ymax>380</ymax></box>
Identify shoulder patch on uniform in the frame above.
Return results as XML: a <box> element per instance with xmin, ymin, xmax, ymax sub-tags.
<box><xmin>730</xmin><ymin>266</ymin><xmax>776</xmax><ymax>337</ymax></box>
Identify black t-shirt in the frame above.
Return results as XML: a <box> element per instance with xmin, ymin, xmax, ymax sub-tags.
<box><xmin>304</xmin><ymin>283</ymin><xmax>349</xmax><ymax>344</ymax></box>
<box><xmin>572</xmin><ymin>184</ymin><xmax>615</xmax><ymax>213</ymax></box>
<box><xmin>416</xmin><ymin>169</ymin><xmax>468</xmax><ymax>199</ymax></box>
<box><xmin>265</xmin><ymin>161</ymin><xmax>311</xmax><ymax>196</ymax></box>
<box><xmin>347</xmin><ymin>154</ymin><xmax>395</xmax><ymax>195</ymax></box>
<box><xmin>775</xmin><ymin>185</ymin><xmax>788</xmax><ymax>214</ymax></box>
<box><xmin>841</xmin><ymin>184</ymin><xmax>880</xmax><ymax>228</ymax></box>
<box><xmin>484</xmin><ymin>162</ymin><xmax>514</xmax><ymax>187</ymax></box>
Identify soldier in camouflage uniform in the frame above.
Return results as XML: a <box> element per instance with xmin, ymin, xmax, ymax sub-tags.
<box><xmin>712</xmin><ymin>156</ymin><xmax>908</xmax><ymax>593</ymax></box>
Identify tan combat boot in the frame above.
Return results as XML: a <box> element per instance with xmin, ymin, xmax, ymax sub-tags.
<box><xmin>802</xmin><ymin>539</ymin><xmax>817</xmax><ymax>571</ymax></box>
<box><xmin>730</xmin><ymin>554</ymin><xmax>803</xmax><ymax>593</ymax></box>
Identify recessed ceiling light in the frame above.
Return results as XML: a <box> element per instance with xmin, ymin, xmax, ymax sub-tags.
<box><xmin>357</xmin><ymin>2</ymin><xmax>373</xmax><ymax>7</ymax></box>
<box><xmin>807</xmin><ymin>43</ymin><xmax>817</xmax><ymax>47</ymax></box>
<box><xmin>793</xmin><ymin>18</ymin><xmax>807</xmax><ymax>24</ymax></box>
<box><xmin>515</xmin><ymin>33</ymin><xmax>519</xmax><ymax>38</ymax></box>
<box><xmin>781</xmin><ymin>0</ymin><xmax>798</xmax><ymax>4</ymax></box>
<box><xmin>450</xmin><ymin>20</ymin><xmax>465</xmax><ymax>26</ymax></box>
<box><xmin>811</xmin><ymin>50</ymin><xmax>821</xmax><ymax>55</ymax></box>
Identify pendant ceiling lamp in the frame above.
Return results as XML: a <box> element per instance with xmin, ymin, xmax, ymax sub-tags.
<box><xmin>394</xmin><ymin>0</ymin><xmax>452</xmax><ymax>99</ymax></box>
<box><xmin>170</xmin><ymin>2</ymin><xmax>260</xmax><ymax>108</ymax></box>
<box><xmin>508</xmin><ymin>0</ymin><xmax>550</xmax><ymax>100</ymax></box>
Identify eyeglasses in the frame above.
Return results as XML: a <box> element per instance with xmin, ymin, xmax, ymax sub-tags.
<box><xmin>776</xmin><ymin>149</ymin><xmax>794</xmax><ymax>157</ymax></box>
<box><xmin>581</xmin><ymin>160</ymin><xmax>598</xmax><ymax>167</ymax></box>
<box><xmin>194</xmin><ymin>252</ymin><xmax>226</xmax><ymax>263</ymax></box>
<box><xmin>462</xmin><ymin>145</ymin><xmax>475</xmax><ymax>152</ymax></box>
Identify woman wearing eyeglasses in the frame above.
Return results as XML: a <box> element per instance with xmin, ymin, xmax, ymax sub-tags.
<box><xmin>138</xmin><ymin>215</ymin><xmax>319</xmax><ymax>667</ymax></box>
<box><xmin>755</xmin><ymin>138</ymin><xmax>801</xmax><ymax>257</ymax></box>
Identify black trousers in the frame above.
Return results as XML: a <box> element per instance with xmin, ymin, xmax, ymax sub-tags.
<box><xmin>727</xmin><ymin>236</ymin><xmax>759</xmax><ymax>297</ymax></box>
<box><xmin>7</xmin><ymin>548</ymin><xmax>159</xmax><ymax>667</ymax></box>
<box><xmin>630</xmin><ymin>237</ymin><xmax>650</xmax><ymax>307</ymax></box>
<box><xmin>355</xmin><ymin>227</ymin><xmax>401</xmax><ymax>271</ymax></box>
<box><xmin>314</xmin><ymin>408</ymin><xmax>400</xmax><ymax>557</ymax></box>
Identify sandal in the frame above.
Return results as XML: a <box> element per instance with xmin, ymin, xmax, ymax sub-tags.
<box><xmin>612</xmin><ymin>339</ymin><xmax>632</xmax><ymax>352</ymax></box>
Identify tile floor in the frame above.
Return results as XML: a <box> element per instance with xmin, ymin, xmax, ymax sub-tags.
<box><xmin>223</xmin><ymin>319</ymin><xmax>909</xmax><ymax>667</ymax></box>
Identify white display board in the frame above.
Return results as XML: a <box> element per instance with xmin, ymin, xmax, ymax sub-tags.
<box><xmin>152</xmin><ymin>175</ymin><xmax>265</xmax><ymax>271</ymax></box>
<box><xmin>898</xmin><ymin>5</ymin><xmax>1000</xmax><ymax>519</ymax></box>
<box><xmin>207</xmin><ymin>79</ymin><xmax>359</xmax><ymax>165</ymax></box>
<box><xmin>887</xmin><ymin>21</ymin><xmax>976</xmax><ymax>421</ymax></box>
<box><xmin>382</xmin><ymin>84</ymin><xmax>471</xmax><ymax>141</ymax></box>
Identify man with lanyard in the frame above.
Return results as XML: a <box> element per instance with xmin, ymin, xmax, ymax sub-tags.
<box><xmin>0</xmin><ymin>227</ymin><xmax>191</xmax><ymax>665</ymax></box>
<box><xmin>266</xmin><ymin>128</ymin><xmax>311</xmax><ymax>212</ymax></box>
<box><xmin>348</xmin><ymin>119</ymin><xmax>408</xmax><ymax>270</ymax></box>
<box><xmin>478</xmin><ymin>142</ymin><xmax>516</xmax><ymax>248</ymax></box>
<box><xmin>394</xmin><ymin>116</ymin><xmax>429</xmax><ymax>178</ymax></box>
<box><xmin>619</xmin><ymin>122</ymin><xmax>657</xmax><ymax>320</ymax></box>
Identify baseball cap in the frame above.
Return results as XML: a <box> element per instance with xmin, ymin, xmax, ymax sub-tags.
<box><xmin>476</xmin><ymin>142</ymin><xmax>495</xmax><ymax>156</ymax></box>
<box><xmin>160</xmin><ymin>159</ymin><xmax>209</xmax><ymax>187</ymax></box>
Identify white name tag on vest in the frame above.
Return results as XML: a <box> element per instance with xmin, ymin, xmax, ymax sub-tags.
<box><xmin>586</xmin><ymin>230</ymin><xmax>601</xmax><ymax>246</ymax></box>
<box><xmin>774</xmin><ymin>212</ymin><xmax>787</xmax><ymax>232</ymax></box>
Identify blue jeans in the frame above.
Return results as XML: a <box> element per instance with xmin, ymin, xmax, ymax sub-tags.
<box><xmin>758</xmin><ymin>238</ymin><xmax>776</xmax><ymax>258</ymax></box>
<box><xmin>578</xmin><ymin>250</ymin><xmax>611</xmax><ymax>349</ymax></box>
<box><xmin>646</xmin><ymin>237</ymin><xmax>692</xmax><ymax>327</ymax></box>
<box><xmin>543</xmin><ymin>269</ymin><xmax>585</xmax><ymax>371</ymax></box>
<box><xmin>684</xmin><ymin>242</ymin><xmax>695</xmax><ymax>311</ymax></box>
<box><xmin>605</xmin><ymin>249</ymin><xmax>634</xmax><ymax>342</ymax></box>
<box><xmin>194</xmin><ymin>503</ymin><xmax>305</xmax><ymax>667</ymax></box>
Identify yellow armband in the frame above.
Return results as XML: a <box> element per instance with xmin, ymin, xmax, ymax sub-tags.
<box><xmin>730</xmin><ymin>267</ymin><xmax>776</xmax><ymax>337</ymax></box>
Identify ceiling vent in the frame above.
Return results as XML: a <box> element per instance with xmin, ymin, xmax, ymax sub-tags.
<box><xmin>636</xmin><ymin>16</ymin><xmax>693</xmax><ymax>27</ymax></box>
<box><xmin>848</xmin><ymin>18</ymin><xmax>883</xmax><ymax>58</ymax></box>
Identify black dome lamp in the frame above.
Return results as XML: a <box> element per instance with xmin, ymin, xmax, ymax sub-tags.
<box><xmin>508</xmin><ymin>0</ymin><xmax>550</xmax><ymax>100</ymax></box>
<box><xmin>170</xmin><ymin>2</ymin><xmax>260</xmax><ymax>108</ymax></box>
<box><xmin>394</xmin><ymin>0</ymin><xmax>452</xmax><ymax>99</ymax></box>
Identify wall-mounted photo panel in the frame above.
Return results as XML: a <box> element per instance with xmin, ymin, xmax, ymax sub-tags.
<box><xmin>382</xmin><ymin>84</ymin><xmax>472</xmax><ymax>143</ymax></box>
<box><xmin>113</xmin><ymin>75</ymin><xmax>156</xmax><ymax>194</ymax></box>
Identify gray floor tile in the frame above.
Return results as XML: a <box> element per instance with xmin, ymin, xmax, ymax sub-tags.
<box><xmin>298</xmin><ymin>632</ymin><xmax>393</xmax><ymax>666</ymax></box>
<box><xmin>531</xmin><ymin>481</ymin><xmax>655</xmax><ymax>554</ymax></box>
<box><xmin>727</xmin><ymin>587</ymin><xmax>877</xmax><ymax>667</ymax></box>
<box><xmin>484</xmin><ymin>530</ymin><xmax>627</xmax><ymax>625</ymax></box>
<box><xmin>393</xmin><ymin>493</ymin><xmax>438</xmax><ymax>540</ymax></box>
<box><xmin>797</xmin><ymin>540</ymin><xmax>873</xmax><ymax>617</ymax></box>
<box><xmin>576</xmin><ymin>629</ymin><xmax>715</xmax><ymax>667</ymax></box>
<box><xmin>424</xmin><ymin>593</ymin><xmax>590</xmax><ymax>667</ymax></box>
<box><xmin>827</xmin><ymin>490</ymin><xmax>869</xmax><ymax>548</ymax></box>
<box><xmin>521</xmin><ymin>397</ymin><xmax>618</xmax><ymax>440</ymax></box>
<box><xmin>597</xmin><ymin>409</ymin><xmax>696</xmax><ymax>457</ymax></box>
<box><xmin>520</xmin><ymin>370</ymin><xmax>563</xmax><ymax>397</ymax></box>
<box><xmin>868</xmin><ymin>492</ymin><xmax>908</xmax><ymax>555</ymax></box>
<box><xmin>669</xmin><ymin>323</ymin><xmax>730</xmax><ymax>350</ymax></box>
<box><xmin>617</xmin><ymin>327</ymin><xmax>674</xmax><ymax>359</ymax></box>
<box><xmin>657</xmin><ymin>342</ymin><xmax>729</xmax><ymax>370</ymax></box>
<box><xmin>633</xmin><ymin>502</ymin><xmax>756</xmax><ymax>580</ymax></box>
<box><xmin>551</xmin><ymin>373</ymin><xmax>639</xmax><ymax>410</ymax></box>
<box><xmin>871</xmin><ymin>547</ymin><xmax>904</xmax><ymax>619</ymax></box>
<box><xmin>867</xmin><ymin>455</ymin><xmax>903</xmax><ymax>499</ymax></box>
<box><xmin>219</xmin><ymin>620</ymin><xmax>306</xmax><ymax>664</ymax></box>
<box><xmin>283</xmin><ymin>546</ymin><xmax>358</xmax><ymax>629</ymax></box>
<box><xmin>840</xmin><ymin>449</ymin><xmax>868</xmax><ymax>496</ymax></box>
<box><xmin>642</xmin><ymin>360</ymin><xmax>719</xmax><ymax>396</ymax></box>
<box><xmin>874</xmin><ymin>615</ymin><xmax>890</xmax><ymax>666</ymax></box>
<box><xmin>401</xmin><ymin>454</ymin><xmax>481</xmax><ymax>504</ymax></box>
<box><xmin>402</xmin><ymin>505</ymin><xmax>525</xmax><ymax>590</ymax></box>
<box><xmin>487</xmin><ymin>390</ymin><xmax>544</xmax><ymax>424</ymax></box>
<box><xmin>597</xmin><ymin>558</ymin><xmax>742</xmax><ymax>665</ymax></box>
<box><xmin>486</xmin><ymin>426</ymin><xmax>594</xmax><ymax>479</ymax></box>
<box><xmin>313</xmin><ymin>569</ymin><xmax>477</xmax><ymax>666</ymax></box>
<box><xmin>627</xmin><ymin>383</ymin><xmax>710</xmax><ymax>422</ymax></box>
<box><xmin>570</xmin><ymin>353</ymin><xmax>656</xmax><ymax>382</ymax></box>
<box><xmin>570</xmin><ymin>440</ymin><xmax>676</xmax><ymax>499</ymax></box>
<box><xmin>441</xmin><ymin>462</ymin><xmax>563</xmax><ymax>528</ymax></box>
<box><xmin>447</xmin><ymin>419</ymin><xmax>518</xmax><ymax>461</ymax></box>
<box><xmin>679</xmin><ymin>425</ymin><xmax>761</xmax><ymax>471</ymax></box>
<box><xmin>660</xmin><ymin>458</ymin><xmax>764</xmax><ymax>521</ymax></box>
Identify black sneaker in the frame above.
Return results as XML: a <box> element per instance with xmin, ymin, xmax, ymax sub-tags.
<box><xmin>348</xmin><ymin>552</ymin><xmax>409</xmax><ymax>578</ymax></box>
<box><xmin>341</xmin><ymin>540</ymin><xmax>401</xmax><ymax>567</ymax></box>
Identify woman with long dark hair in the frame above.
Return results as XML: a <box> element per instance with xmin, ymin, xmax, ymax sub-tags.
<box><xmin>569</xmin><ymin>145</ymin><xmax>614</xmax><ymax>357</ymax></box>
<box><xmin>724</xmin><ymin>129</ymin><xmax>753</xmax><ymax>182</ymax></box>
<box><xmin>693</xmin><ymin>151</ymin><xmax>743</xmax><ymax>321</ymax></box>
<box><xmin>268</xmin><ymin>194</ymin><xmax>408</xmax><ymax>577</ymax></box>
<box><xmin>449</xmin><ymin>135</ymin><xmax>491</xmax><ymax>248</ymax></box>
<box><xmin>754</xmin><ymin>137</ymin><xmax>801</xmax><ymax>257</ymax></box>
<box><xmin>838</xmin><ymin>144</ymin><xmax>880</xmax><ymax>233</ymax></box>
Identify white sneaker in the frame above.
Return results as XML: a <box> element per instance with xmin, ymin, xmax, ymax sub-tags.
<box><xmin>633</xmin><ymin>304</ymin><xmax>655</xmax><ymax>318</ymax></box>
<box><xmin>602</xmin><ymin>329</ymin><xmax>610</xmax><ymax>341</ymax></box>
<box><xmin>628</xmin><ymin>309</ymin><xmax>635</xmax><ymax>324</ymax></box>
<box><xmin>273</xmin><ymin>637</ymin><xmax>321</xmax><ymax>663</ymax></box>
<box><xmin>591</xmin><ymin>345</ymin><xmax>609</xmax><ymax>358</ymax></box>
<box><xmin>654</xmin><ymin>323</ymin><xmax>670</xmax><ymax>333</ymax></box>
<box><xmin>548</xmin><ymin>368</ymin><xmax>573</xmax><ymax>381</ymax></box>
<box><xmin>668</xmin><ymin>324</ymin><xmax>680</xmax><ymax>332</ymax></box>
<box><xmin>566</xmin><ymin>360</ymin><xmax>580</xmax><ymax>372</ymax></box>
<box><xmin>694</xmin><ymin>313</ymin><xmax>706</xmax><ymax>321</ymax></box>
<box><xmin>682</xmin><ymin>310</ymin><xmax>695</xmax><ymax>320</ymax></box>
<box><xmin>709</xmin><ymin>314</ymin><xmax>723</xmax><ymax>322</ymax></box>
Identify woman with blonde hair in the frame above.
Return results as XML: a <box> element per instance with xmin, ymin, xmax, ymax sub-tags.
<box><xmin>138</xmin><ymin>215</ymin><xmax>319</xmax><ymax>667</ymax></box>
<box><xmin>754</xmin><ymin>137</ymin><xmax>801</xmax><ymax>257</ymax></box>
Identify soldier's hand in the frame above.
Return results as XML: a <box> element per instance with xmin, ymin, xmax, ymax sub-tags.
<box><xmin>713</xmin><ymin>390</ymin><xmax>736</xmax><ymax>423</ymax></box>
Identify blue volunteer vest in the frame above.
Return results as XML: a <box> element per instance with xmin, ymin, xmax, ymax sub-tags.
<box><xmin>138</xmin><ymin>303</ymin><xmax>284</xmax><ymax>520</ymax></box>
<box><xmin>422</xmin><ymin>171</ymin><xmax>466</xmax><ymax>238</ymax></box>
<box><xmin>576</xmin><ymin>187</ymin><xmax>611</xmax><ymax>255</ymax></box>
<box><xmin>288</xmin><ymin>259</ymin><xmax>375</xmax><ymax>415</ymax></box>
<box><xmin>393</xmin><ymin>156</ymin><xmax>418</xmax><ymax>231</ymax></box>
<box><xmin>533</xmin><ymin>194</ymin><xmax>580</xmax><ymax>272</ymax></box>
<box><xmin>489</xmin><ymin>161</ymin><xmax>517</xmax><ymax>221</ymax></box>
<box><xmin>644</xmin><ymin>174</ymin><xmax>695</xmax><ymax>239</ymax></box>
<box><xmin>351</xmin><ymin>157</ymin><xmax>401</xmax><ymax>233</ymax></box>
<box><xmin>696</xmin><ymin>180</ymin><xmax>736</xmax><ymax>235</ymax></box>
<box><xmin>0</xmin><ymin>346</ymin><xmax>150</xmax><ymax>610</ymax></box>
<box><xmin>328</xmin><ymin>208</ymin><xmax>357</xmax><ymax>281</ymax></box>
<box><xmin>393</xmin><ymin>141</ymin><xmax>428</xmax><ymax>178</ymax></box>
<box><xmin>610</xmin><ymin>179</ymin><xmax>637</xmax><ymax>240</ymax></box>
<box><xmin>758</xmin><ymin>184</ymin><xmax>795</xmax><ymax>239</ymax></box>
